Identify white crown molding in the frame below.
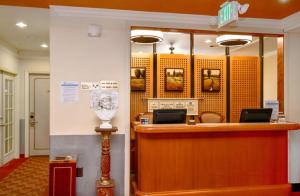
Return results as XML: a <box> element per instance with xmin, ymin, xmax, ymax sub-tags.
<box><xmin>282</xmin><ymin>12</ymin><xmax>300</xmax><ymax>33</ymax></box>
<box><xmin>18</xmin><ymin>50</ymin><xmax>50</xmax><ymax>60</ymax></box>
<box><xmin>50</xmin><ymin>6</ymin><xmax>284</xmax><ymax>34</ymax></box>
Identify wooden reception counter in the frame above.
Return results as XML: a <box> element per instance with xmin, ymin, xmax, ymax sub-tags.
<box><xmin>133</xmin><ymin>123</ymin><xmax>300</xmax><ymax>196</ymax></box>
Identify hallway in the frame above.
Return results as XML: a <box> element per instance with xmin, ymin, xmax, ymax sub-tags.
<box><xmin>0</xmin><ymin>156</ymin><xmax>49</xmax><ymax>196</ymax></box>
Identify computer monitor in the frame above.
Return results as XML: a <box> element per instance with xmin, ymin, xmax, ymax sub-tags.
<box><xmin>153</xmin><ymin>109</ymin><xmax>187</xmax><ymax>124</ymax></box>
<box><xmin>240</xmin><ymin>108</ymin><xmax>273</xmax><ymax>123</ymax></box>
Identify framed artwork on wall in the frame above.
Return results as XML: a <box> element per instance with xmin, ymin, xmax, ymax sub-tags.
<box><xmin>165</xmin><ymin>68</ymin><xmax>184</xmax><ymax>91</ymax></box>
<box><xmin>131</xmin><ymin>67</ymin><xmax>146</xmax><ymax>91</ymax></box>
<box><xmin>202</xmin><ymin>69</ymin><xmax>221</xmax><ymax>92</ymax></box>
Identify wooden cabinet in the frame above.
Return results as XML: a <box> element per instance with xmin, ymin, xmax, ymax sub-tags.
<box><xmin>49</xmin><ymin>159</ymin><xmax>76</xmax><ymax>196</ymax></box>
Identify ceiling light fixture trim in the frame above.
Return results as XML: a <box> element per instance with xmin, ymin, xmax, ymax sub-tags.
<box><xmin>131</xmin><ymin>30</ymin><xmax>163</xmax><ymax>44</ymax></box>
<box><xmin>216</xmin><ymin>35</ymin><xmax>252</xmax><ymax>46</ymax></box>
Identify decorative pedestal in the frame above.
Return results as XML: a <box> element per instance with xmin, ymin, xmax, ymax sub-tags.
<box><xmin>95</xmin><ymin>127</ymin><xmax>118</xmax><ymax>196</ymax></box>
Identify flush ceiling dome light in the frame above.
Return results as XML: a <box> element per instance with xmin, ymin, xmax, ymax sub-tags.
<box><xmin>216</xmin><ymin>35</ymin><xmax>252</xmax><ymax>46</ymax></box>
<box><xmin>131</xmin><ymin>30</ymin><xmax>163</xmax><ymax>44</ymax></box>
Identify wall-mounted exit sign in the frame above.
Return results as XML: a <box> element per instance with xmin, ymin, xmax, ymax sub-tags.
<box><xmin>218</xmin><ymin>1</ymin><xmax>239</xmax><ymax>28</ymax></box>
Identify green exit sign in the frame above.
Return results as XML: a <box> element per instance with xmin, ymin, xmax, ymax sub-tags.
<box><xmin>218</xmin><ymin>1</ymin><xmax>239</xmax><ymax>28</ymax></box>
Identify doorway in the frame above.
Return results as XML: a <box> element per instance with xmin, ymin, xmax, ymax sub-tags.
<box><xmin>29</xmin><ymin>74</ymin><xmax>50</xmax><ymax>156</ymax></box>
<box><xmin>0</xmin><ymin>73</ymin><xmax>15</xmax><ymax>166</ymax></box>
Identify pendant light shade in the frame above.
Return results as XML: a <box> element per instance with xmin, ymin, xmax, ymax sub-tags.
<box><xmin>216</xmin><ymin>35</ymin><xmax>252</xmax><ymax>46</ymax></box>
<box><xmin>131</xmin><ymin>30</ymin><xmax>163</xmax><ymax>44</ymax></box>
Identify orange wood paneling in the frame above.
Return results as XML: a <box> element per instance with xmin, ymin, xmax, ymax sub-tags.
<box><xmin>133</xmin><ymin>183</ymin><xmax>291</xmax><ymax>196</ymax></box>
<box><xmin>135</xmin><ymin>123</ymin><xmax>300</xmax><ymax>134</ymax></box>
<box><xmin>277</xmin><ymin>37</ymin><xmax>284</xmax><ymax>113</ymax></box>
<box><xmin>5</xmin><ymin>0</ymin><xmax>299</xmax><ymax>19</ymax></box>
<box><xmin>230</xmin><ymin>56</ymin><xmax>261</xmax><ymax>122</ymax></box>
<box><xmin>157</xmin><ymin>54</ymin><xmax>190</xmax><ymax>98</ymax></box>
<box><xmin>130</xmin><ymin>53</ymin><xmax>153</xmax><ymax>121</ymax></box>
<box><xmin>135</xmin><ymin>127</ymin><xmax>289</xmax><ymax>193</ymax></box>
<box><xmin>194</xmin><ymin>55</ymin><xmax>226</xmax><ymax>121</ymax></box>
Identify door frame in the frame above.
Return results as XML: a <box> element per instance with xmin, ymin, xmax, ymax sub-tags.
<box><xmin>0</xmin><ymin>69</ymin><xmax>18</xmax><ymax>166</ymax></box>
<box><xmin>25</xmin><ymin>72</ymin><xmax>50</xmax><ymax>158</ymax></box>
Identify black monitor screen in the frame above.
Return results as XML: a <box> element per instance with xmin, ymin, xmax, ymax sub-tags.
<box><xmin>240</xmin><ymin>108</ymin><xmax>273</xmax><ymax>123</ymax></box>
<box><xmin>153</xmin><ymin>109</ymin><xmax>187</xmax><ymax>124</ymax></box>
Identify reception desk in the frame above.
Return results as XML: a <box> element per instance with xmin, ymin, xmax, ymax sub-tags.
<box><xmin>133</xmin><ymin>123</ymin><xmax>300</xmax><ymax>196</ymax></box>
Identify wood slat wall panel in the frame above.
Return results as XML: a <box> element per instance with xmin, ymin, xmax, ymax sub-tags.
<box><xmin>194</xmin><ymin>55</ymin><xmax>227</xmax><ymax>121</ymax></box>
<box><xmin>157</xmin><ymin>54</ymin><xmax>190</xmax><ymax>98</ymax></box>
<box><xmin>230</xmin><ymin>56</ymin><xmax>261</xmax><ymax>122</ymax></box>
<box><xmin>130</xmin><ymin>53</ymin><xmax>153</xmax><ymax>121</ymax></box>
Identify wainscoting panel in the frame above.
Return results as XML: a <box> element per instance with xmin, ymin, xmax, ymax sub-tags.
<box><xmin>194</xmin><ymin>55</ymin><xmax>227</xmax><ymax>121</ymax></box>
<box><xmin>130</xmin><ymin>53</ymin><xmax>153</xmax><ymax>121</ymax></box>
<box><xmin>230</xmin><ymin>56</ymin><xmax>261</xmax><ymax>122</ymax></box>
<box><xmin>157</xmin><ymin>54</ymin><xmax>191</xmax><ymax>98</ymax></box>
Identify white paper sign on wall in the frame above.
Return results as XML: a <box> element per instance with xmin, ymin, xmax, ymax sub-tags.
<box><xmin>60</xmin><ymin>81</ymin><xmax>80</xmax><ymax>103</ymax></box>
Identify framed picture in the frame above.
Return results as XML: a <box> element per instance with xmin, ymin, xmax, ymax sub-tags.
<box><xmin>202</xmin><ymin>69</ymin><xmax>221</xmax><ymax>92</ymax></box>
<box><xmin>131</xmin><ymin>67</ymin><xmax>146</xmax><ymax>91</ymax></box>
<box><xmin>165</xmin><ymin>68</ymin><xmax>184</xmax><ymax>91</ymax></box>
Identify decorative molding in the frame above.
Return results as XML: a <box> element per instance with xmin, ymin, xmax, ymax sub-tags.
<box><xmin>282</xmin><ymin>12</ymin><xmax>300</xmax><ymax>33</ymax></box>
<box><xmin>50</xmin><ymin>6</ymin><xmax>287</xmax><ymax>34</ymax></box>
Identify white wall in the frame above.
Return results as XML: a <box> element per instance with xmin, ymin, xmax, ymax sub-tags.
<box><xmin>50</xmin><ymin>14</ymin><xmax>130</xmax><ymax>135</ymax></box>
<box><xmin>0</xmin><ymin>40</ymin><xmax>19</xmax><ymax>73</ymax></box>
<box><xmin>18</xmin><ymin>51</ymin><xmax>50</xmax><ymax>119</ymax></box>
<box><xmin>285</xmin><ymin>32</ymin><xmax>300</xmax><ymax>183</ymax></box>
<box><xmin>264</xmin><ymin>53</ymin><xmax>278</xmax><ymax>101</ymax></box>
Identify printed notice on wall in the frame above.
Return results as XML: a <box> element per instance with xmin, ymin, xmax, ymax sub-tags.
<box><xmin>60</xmin><ymin>81</ymin><xmax>79</xmax><ymax>103</ymax></box>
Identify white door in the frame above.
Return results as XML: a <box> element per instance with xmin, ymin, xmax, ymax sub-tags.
<box><xmin>0</xmin><ymin>73</ymin><xmax>15</xmax><ymax>165</ymax></box>
<box><xmin>29</xmin><ymin>74</ymin><xmax>50</xmax><ymax>156</ymax></box>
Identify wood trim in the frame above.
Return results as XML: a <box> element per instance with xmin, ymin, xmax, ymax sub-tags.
<box><xmin>277</xmin><ymin>37</ymin><xmax>284</xmax><ymax>113</ymax></box>
<box><xmin>135</xmin><ymin>122</ymin><xmax>300</xmax><ymax>133</ymax></box>
<box><xmin>133</xmin><ymin>184</ymin><xmax>291</xmax><ymax>196</ymax></box>
<box><xmin>259</xmin><ymin>37</ymin><xmax>264</xmax><ymax>107</ymax></box>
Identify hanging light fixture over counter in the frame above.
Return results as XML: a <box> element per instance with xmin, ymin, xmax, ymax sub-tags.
<box><xmin>216</xmin><ymin>35</ymin><xmax>252</xmax><ymax>46</ymax></box>
<box><xmin>131</xmin><ymin>30</ymin><xmax>164</xmax><ymax>44</ymax></box>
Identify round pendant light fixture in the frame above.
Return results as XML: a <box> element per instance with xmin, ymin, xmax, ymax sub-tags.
<box><xmin>131</xmin><ymin>30</ymin><xmax>163</xmax><ymax>44</ymax></box>
<box><xmin>216</xmin><ymin>35</ymin><xmax>252</xmax><ymax>46</ymax></box>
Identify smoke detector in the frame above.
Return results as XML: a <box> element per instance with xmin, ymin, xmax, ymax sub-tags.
<box><xmin>216</xmin><ymin>35</ymin><xmax>252</xmax><ymax>46</ymax></box>
<box><xmin>131</xmin><ymin>30</ymin><xmax>163</xmax><ymax>44</ymax></box>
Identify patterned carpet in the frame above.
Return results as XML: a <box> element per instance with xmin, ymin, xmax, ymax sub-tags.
<box><xmin>0</xmin><ymin>156</ymin><xmax>49</xmax><ymax>196</ymax></box>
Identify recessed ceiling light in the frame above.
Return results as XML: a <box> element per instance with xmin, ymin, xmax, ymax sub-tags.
<box><xmin>16</xmin><ymin>22</ymin><xmax>28</xmax><ymax>28</ymax></box>
<box><xmin>40</xmin><ymin>43</ymin><xmax>48</xmax><ymax>48</ymax></box>
<box><xmin>205</xmin><ymin>39</ymin><xmax>212</xmax><ymax>44</ymax></box>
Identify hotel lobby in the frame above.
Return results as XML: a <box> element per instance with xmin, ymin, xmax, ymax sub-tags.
<box><xmin>0</xmin><ymin>0</ymin><xmax>300</xmax><ymax>196</ymax></box>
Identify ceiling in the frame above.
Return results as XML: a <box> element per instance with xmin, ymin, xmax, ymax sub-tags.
<box><xmin>0</xmin><ymin>6</ymin><xmax>49</xmax><ymax>51</ymax></box>
<box><xmin>1</xmin><ymin>0</ymin><xmax>299</xmax><ymax>19</ymax></box>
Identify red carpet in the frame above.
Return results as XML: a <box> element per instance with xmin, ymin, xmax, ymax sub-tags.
<box><xmin>0</xmin><ymin>158</ymin><xmax>27</xmax><ymax>180</ymax></box>
<box><xmin>0</xmin><ymin>156</ymin><xmax>49</xmax><ymax>195</ymax></box>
